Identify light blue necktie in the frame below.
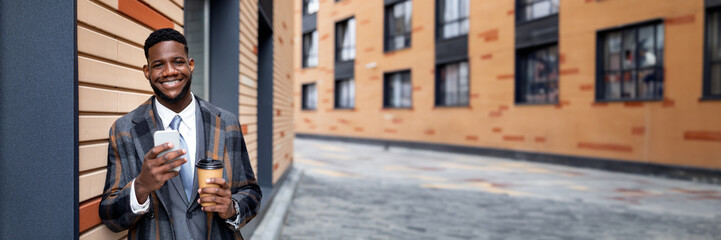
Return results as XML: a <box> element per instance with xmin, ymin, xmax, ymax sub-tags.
<box><xmin>169</xmin><ymin>115</ymin><xmax>193</xmax><ymax>202</ymax></box>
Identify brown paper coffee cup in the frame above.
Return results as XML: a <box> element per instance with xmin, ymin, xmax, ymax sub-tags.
<box><xmin>196</xmin><ymin>159</ymin><xmax>224</xmax><ymax>207</ymax></box>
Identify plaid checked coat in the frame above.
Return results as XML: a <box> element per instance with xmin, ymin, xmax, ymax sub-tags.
<box><xmin>99</xmin><ymin>96</ymin><xmax>261</xmax><ymax>240</ymax></box>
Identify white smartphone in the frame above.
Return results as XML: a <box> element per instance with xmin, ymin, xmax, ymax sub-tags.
<box><xmin>153</xmin><ymin>130</ymin><xmax>182</xmax><ymax>171</ymax></box>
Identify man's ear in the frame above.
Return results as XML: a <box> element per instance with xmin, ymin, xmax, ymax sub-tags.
<box><xmin>188</xmin><ymin>58</ymin><xmax>195</xmax><ymax>74</ymax></box>
<box><xmin>143</xmin><ymin>65</ymin><xmax>150</xmax><ymax>80</ymax></box>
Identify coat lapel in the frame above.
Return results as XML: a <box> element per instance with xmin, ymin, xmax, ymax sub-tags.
<box><xmin>188</xmin><ymin>97</ymin><xmax>225</xmax><ymax>213</ymax></box>
<box><xmin>131</xmin><ymin>97</ymin><xmax>172</xmax><ymax>216</ymax></box>
<box><xmin>200</xmin><ymin>98</ymin><xmax>226</xmax><ymax>163</ymax></box>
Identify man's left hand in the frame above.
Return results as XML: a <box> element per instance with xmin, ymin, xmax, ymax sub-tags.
<box><xmin>198</xmin><ymin>178</ymin><xmax>236</xmax><ymax>219</ymax></box>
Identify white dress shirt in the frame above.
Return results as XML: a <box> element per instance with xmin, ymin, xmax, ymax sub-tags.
<box><xmin>131</xmin><ymin>93</ymin><xmax>198</xmax><ymax>213</ymax></box>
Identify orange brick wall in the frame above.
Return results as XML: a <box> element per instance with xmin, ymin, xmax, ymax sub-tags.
<box><xmin>272</xmin><ymin>0</ymin><xmax>297</xmax><ymax>184</ymax></box>
<box><xmin>294</xmin><ymin>0</ymin><xmax>721</xmax><ymax>170</ymax></box>
<box><xmin>77</xmin><ymin>0</ymin><xmax>183</xmax><ymax>238</ymax></box>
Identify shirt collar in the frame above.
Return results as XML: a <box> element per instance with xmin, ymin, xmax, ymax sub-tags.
<box><xmin>154</xmin><ymin>93</ymin><xmax>196</xmax><ymax>130</ymax></box>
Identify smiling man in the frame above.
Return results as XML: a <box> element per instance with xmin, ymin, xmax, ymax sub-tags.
<box><xmin>99</xmin><ymin>28</ymin><xmax>261</xmax><ymax>240</ymax></box>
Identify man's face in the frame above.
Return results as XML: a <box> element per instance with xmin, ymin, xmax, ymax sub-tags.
<box><xmin>143</xmin><ymin>41</ymin><xmax>194</xmax><ymax>103</ymax></box>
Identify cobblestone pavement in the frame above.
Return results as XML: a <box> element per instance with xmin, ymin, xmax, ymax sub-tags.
<box><xmin>279</xmin><ymin>139</ymin><xmax>721</xmax><ymax>240</ymax></box>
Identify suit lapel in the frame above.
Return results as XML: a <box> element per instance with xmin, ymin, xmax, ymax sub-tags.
<box><xmin>169</xmin><ymin>176</ymin><xmax>189</xmax><ymax>206</ymax></box>
<box><xmin>131</xmin><ymin>97</ymin><xmax>172</xmax><ymax>215</ymax></box>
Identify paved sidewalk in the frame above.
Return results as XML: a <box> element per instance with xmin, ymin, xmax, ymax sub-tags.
<box><xmin>264</xmin><ymin>139</ymin><xmax>721</xmax><ymax>239</ymax></box>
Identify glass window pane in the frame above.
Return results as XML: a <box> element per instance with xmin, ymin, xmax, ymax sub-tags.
<box><xmin>391</xmin><ymin>74</ymin><xmax>401</xmax><ymax>107</ymax></box>
<box><xmin>532</xmin><ymin>1</ymin><xmax>551</xmax><ymax>19</ymax></box>
<box><xmin>310</xmin><ymin>31</ymin><xmax>318</xmax><ymax>66</ymax></box>
<box><xmin>402</xmin><ymin>73</ymin><xmax>412</xmax><ymax>107</ymax></box>
<box><xmin>459</xmin><ymin>62</ymin><xmax>469</xmax><ymax>105</ymax></box>
<box><xmin>656</xmin><ymin>23</ymin><xmax>664</xmax><ymax>65</ymax></box>
<box><xmin>307</xmin><ymin>0</ymin><xmax>318</xmax><ymax>14</ymax></box>
<box><xmin>639</xmin><ymin>26</ymin><xmax>656</xmax><ymax>67</ymax></box>
<box><xmin>405</xmin><ymin>1</ymin><xmax>413</xmax><ymax>29</ymax></box>
<box><xmin>393</xmin><ymin>3</ymin><xmax>405</xmax><ymax>34</ymax></box>
<box><xmin>622</xmin><ymin>29</ymin><xmax>636</xmax><ymax>70</ymax></box>
<box><xmin>444</xmin><ymin>0</ymin><xmax>459</xmax><ymax>23</ymax></box>
<box><xmin>712</xmin><ymin>63</ymin><xmax>721</xmax><ymax>95</ymax></box>
<box><xmin>460</xmin><ymin>0</ymin><xmax>470</xmax><ymax>18</ymax></box>
<box><xmin>713</xmin><ymin>12</ymin><xmax>721</xmax><ymax>61</ymax></box>
<box><xmin>524</xmin><ymin>5</ymin><xmax>533</xmax><ymax>21</ymax></box>
<box><xmin>349</xmin><ymin>79</ymin><xmax>355</xmax><ymax>108</ymax></box>
<box><xmin>606</xmin><ymin>32</ymin><xmax>622</xmax><ymax>71</ymax></box>
<box><xmin>445</xmin><ymin>22</ymin><xmax>459</xmax><ymax>39</ymax></box>
<box><xmin>550</xmin><ymin>0</ymin><xmax>560</xmax><ymax>15</ymax></box>
<box><xmin>311</xmin><ymin>84</ymin><xmax>317</xmax><ymax>108</ymax></box>
<box><xmin>548</xmin><ymin>45</ymin><xmax>559</xmax><ymax>80</ymax></box>
<box><xmin>347</xmin><ymin>18</ymin><xmax>355</xmax><ymax>60</ymax></box>
<box><xmin>639</xmin><ymin>69</ymin><xmax>658</xmax><ymax>98</ymax></box>
<box><xmin>445</xmin><ymin>63</ymin><xmax>459</xmax><ymax>105</ymax></box>
<box><xmin>622</xmin><ymin>70</ymin><xmax>637</xmax><ymax>98</ymax></box>
<box><xmin>524</xmin><ymin>53</ymin><xmax>535</xmax><ymax>102</ymax></box>
<box><xmin>605</xmin><ymin>73</ymin><xmax>621</xmax><ymax>99</ymax></box>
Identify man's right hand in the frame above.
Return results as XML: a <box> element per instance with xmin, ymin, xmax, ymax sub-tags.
<box><xmin>134</xmin><ymin>143</ymin><xmax>187</xmax><ymax>204</ymax></box>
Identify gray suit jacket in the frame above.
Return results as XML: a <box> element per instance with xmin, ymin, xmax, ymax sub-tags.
<box><xmin>99</xmin><ymin>96</ymin><xmax>262</xmax><ymax>240</ymax></box>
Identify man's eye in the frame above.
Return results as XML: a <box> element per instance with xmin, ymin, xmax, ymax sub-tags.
<box><xmin>153</xmin><ymin>64</ymin><xmax>163</xmax><ymax>68</ymax></box>
<box><xmin>174</xmin><ymin>61</ymin><xmax>184</xmax><ymax>65</ymax></box>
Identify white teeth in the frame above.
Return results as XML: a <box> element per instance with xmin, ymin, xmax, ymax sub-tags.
<box><xmin>162</xmin><ymin>80</ymin><xmax>180</xmax><ymax>86</ymax></box>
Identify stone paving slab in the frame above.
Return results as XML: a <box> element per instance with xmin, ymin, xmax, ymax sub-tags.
<box><xmin>278</xmin><ymin>139</ymin><xmax>721</xmax><ymax>239</ymax></box>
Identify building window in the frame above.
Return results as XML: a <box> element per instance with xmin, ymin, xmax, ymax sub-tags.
<box><xmin>335</xmin><ymin>78</ymin><xmax>355</xmax><ymax>108</ymax></box>
<box><xmin>706</xmin><ymin>8</ymin><xmax>721</xmax><ymax>99</ymax></box>
<box><xmin>598</xmin><ymin>21</ymin><xmax>664</xmax><ymax>101</ymax></box>
<box><xmin>302</xmin><ymin>30</ymin><xmax>318</xmax><ymax>68</ymax></box>
<box><xmin>517</xmin><ymin>0</ymin><xmax>559</xmax><ymax>23</ymax></box>
<box><xmin>436</xmin><ymin>61</ymin><xmax>469</xmax><ymax>106</ymax></box>
<box><xmin>517</xmin><ymin>45</ymin><xmax>559</xmax><ymax>103</ymax></box>
<box><xmin>384</xmin><ymin>71</ymin><xmax>412</xmax><ymax>108</ymax></box>
<box><xmin>301</xmin><ymin>83</ymin><xmax>317</xmax><ymax>110</ymax></box>
<box><xmin>336</xmin><ymin>18</ymin><xmax>356</xmax><ymax>62</ymax></box>
<box><xmin>385</xmin><ymin>0</ymin><xmax>412</xmax><ymax>51</ymax></box>
<box><xmin>438</xmin><ymin>0</ymin><xmax>469</xmax><ymax>39</ymax></box>
<box><xmin>303</xmin><ymin>0</ymin><xmax>318</xmax><ymax>15</ymax></box>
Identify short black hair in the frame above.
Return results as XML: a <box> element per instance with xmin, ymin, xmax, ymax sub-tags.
<box><xmin>143</xmin><ymin>28</ymin><xmax>188</xmax><ymax>59</ymax></box>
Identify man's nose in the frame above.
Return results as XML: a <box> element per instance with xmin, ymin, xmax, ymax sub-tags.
<box><xmin>162</xmin><ymin>64</ymin><xmax>179</xmax><ymax>77</ymax></box>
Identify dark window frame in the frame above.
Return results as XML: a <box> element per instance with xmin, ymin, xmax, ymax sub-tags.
<box><xmin>516</xmin><ymin>0</ymin><xmax>559</xmax><ymax>23</ymax></box>
<box><xmin>515</xmin><ymin>43</ymin><xmax>559</xmax><ymax>104</ymax></box>
<box><xmin>436</xmin><ymin>0</ymin><xmax>470</xmax><ymax>40</ymax></box>
<box><xmin>704</xmin><ymin>6</ymin><xmax>721</xmax><ymax>100</ymax></box>
<box><xmin>301</xmin><ymin>82</ymin><xmax>317</xmax><ymax>110</ymax></box>
<box><xmin>435</xmin><ymin>60</ymin><xmax>470</xmax><ymax>107</ymax></box>
<box><xmin>596</xmin><ymin>19</ymin><xmax>665</xmax><ymax>102</ymax></box>
<box><xmin>302</xmin><ymin>30</ymin><xmax>318</xmax><ymax>68</ymax></box>
<box><xmin>383</xmin><ymin>70</ymin><xmax>413</xmax><ymax>109</ymax></box>
<box><xmin>335</xmin><ymin>16</ymin><xmax>356</xmax><ymax>63</ymax></box>
<box><xmin>384</xmin><ymin>0</ymin><xmax>412</xmax><ymax>52</ymax></box>
<box><xmin>334</xmin><ymin>78</ymin><xmax>355</xmax><ymax>109</ymax></box>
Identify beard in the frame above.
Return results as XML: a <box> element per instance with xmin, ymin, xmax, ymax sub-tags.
<box><xmin>151</xmin><ymin>75</ymin><xmax>192</xmax><ymax>103</ymax></box>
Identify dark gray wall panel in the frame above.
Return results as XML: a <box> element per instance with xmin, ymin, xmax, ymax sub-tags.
<box><xmin>257</xmin><ymin>8</ymin><xmax>274</xmax><ymax>189</ymax></box>
<box><xmin>259</xmin><ymin>0</ymin><xmax>273</xmax><ymax>26</ymax></box>
<box><xmin>0</xmin><ymin>0</ymin><xmax>78</xmax><ymax>239</ymax></box>
<box><xmin>435</xmin><ymin>37</ymin><xmax>468</xmax><ymax>64</ymax></box>
<box><xmin>384</xmin><ymin>0</ymin><xmax>406</xmax><ymax>5</ymax></box>
<box><xmin>335</xmin><ymin>61</ymin><xmax>355</xmax><ymax>80</ymax></box>
<box><xmin>516</xmin><ymin>15</ymin><xmax>559</xmax><ymax>49</ymax></box>
<box><xmin>302</xmin><ymin>14</ymin><xmax>317</xmax><ymax>33</ymax></box>
<box><xmin>708</xmin><ymin>0</ymin><xmax>721</xmax><ymax>8</ymax></box>
<box><xmin>210</xmin><ymin>0</ymin><xmax>240</xmax><ymax>116</ymax></box>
